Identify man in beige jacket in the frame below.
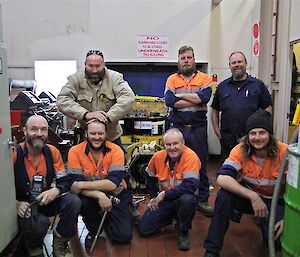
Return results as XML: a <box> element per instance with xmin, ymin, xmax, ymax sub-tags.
<box><xmin>57</xmin><ymin>50</ymin><xmax>135</xmax><ymax>145</ymax></box>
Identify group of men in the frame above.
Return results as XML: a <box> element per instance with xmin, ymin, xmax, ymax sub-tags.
<box><xmin>12</xmin><ymin>46</ymin><xmax>285</xmax><ymax>257</ymax></box>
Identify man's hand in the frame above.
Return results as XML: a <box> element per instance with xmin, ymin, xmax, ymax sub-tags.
<box><xmin>147</xmin><ymin>191</ymin><xmax>165</xmax><ymax>211</ymax></box>
<box><xmin>214</xmin><ymin>127</ymin><xmax>222</xmax><ymax>140</ymax></box>
<box><xmin>250</xmin><ymin>194</ymin><xmax>269</xmax><ymax>218</ymax></box>
<box><xmin>275</xmin><ymin>219</ymin><xmax>284</xmax><ymax>240</ymax></box>
<box><xmin>85</xmin><ymin>111</ymin><xmax>108</xmax><ymax>123</ymax></box>
<box><xmin>97</xmin><ymin>192</ymin><xmax>112</xmax><ymax>212</ymax></box>
<box><xmin>17</xmin><ymin>201</ymin><xmax>31</xmax><ymax>218</ymax></box>
<box><xmin>71</xmin><ymin>181</ymin><xmax>82</xmax><ymax>194</ymax></box>
<box><xmin>37</xmin><ymin>188</ymin><xmax>60</xmax><ymax>206</ymax></box>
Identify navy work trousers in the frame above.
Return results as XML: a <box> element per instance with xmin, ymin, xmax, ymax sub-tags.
<box><xmin>177</xmin><ymin>124</ymin><xmax>209</xmax><ymax>202</ymax></box>
<box><xmin>79</xmin><ymin>189</ymin><xmax>132</xmax><ymax>243</ymax></box>
<box><xmin>139</xmin><ymin>193</ymin><xmax>197</xmax><ymax>236</ymax></box>
<box><xmin>18</xmin><ymin>193</ymin><xmax>81</xmax><ymax>249</ymax></box>
<box><xmin>204</xmin><ymin>189</ymin><xmax>284</xmax><ymax>254</ymax></box>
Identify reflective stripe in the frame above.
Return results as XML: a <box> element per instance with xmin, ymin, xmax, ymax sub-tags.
<box><xmin>108</xmin><ymin>164</ymin><xmax>125</xmax><ymax>172</ymax></box>
<box><xmin>177</xmin><ymin>106</ymin><xmax>207</xmax><ymax>112</ymax></box>
<box><xmin>145</xmin><ymin>167</ymin><xmax>156</xmax><ymax>177</ymax></box>
<box><xmin>182</xmin><ymin>172</ymin><xmax>199</xmax><ymax>179</ymax></box>
<box><xmin>159</xmin><ymin>181</ymin><xmax>170</xmax><ymax>188</ymax></box>
<box><xmin>223</xmin><ymin>160</ymin><xmax>241</xmax><ymax>171</ymax></box>
<box><xmin>174</xmin><ymin>86</ymin><xmax>210</xmax><ymax>94</ymax></box>
<box><xmin>241</xmin><ymin>176</ymin><xmax>277</xmax><ymax>186</ymax></box>
<box><xmin>175</xmin><ymin>88</ymin><xmax>200</xmax><ymax>94</ymax></box>
<box><xmin>68</xmin><ymin>168</ymin><xmax>83</xmax><ymax>175</ymax></box>
<box><xmin>113</xmin><ymin>185</ymin><xmax>124</xmax><ymax>195</ymax></box>
<box><xmin>158</xmin><ymin>179</ymin><xmax>183</xmax><ymax>190</ymax></box>
<box><xmin>56</xmin><ymin>170</ymin><xmax>68</xmax><ymax>179</ymax></box>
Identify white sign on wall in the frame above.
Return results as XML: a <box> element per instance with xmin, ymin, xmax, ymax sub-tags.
<box><xmin>137</xmin><ymin>35</ymin><xmax>169</xmax><ymax>59</ymax></box>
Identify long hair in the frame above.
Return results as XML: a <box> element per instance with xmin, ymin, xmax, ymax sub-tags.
<box><xmin>240</xmin><ymin>133</ymin><xmax>279</xmax><ymax>160</ymax></box>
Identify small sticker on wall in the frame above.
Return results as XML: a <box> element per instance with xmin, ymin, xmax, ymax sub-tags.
<box><xmin>287</xmin><ymin>154</ymin><xmax>299</xmax><ymax>189</ymax></box>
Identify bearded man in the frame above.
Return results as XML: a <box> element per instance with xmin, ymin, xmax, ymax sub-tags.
<box><xmin>164</xmin><ymin>45</ymin><xmax>214</xmax><ymax>217</ymax></box>
<box><xmin>203</xmin><ymin>110</ymin><xmax>286</xmax><ymax>257</ymax></box>
<box><xmin>13</xmin><ymin>115</ymin><xmax>81</xmax><ymax>257</ymax></box>
<box><xmin>56</xmin><ymin>50</ymin><xmax>135</xmax><ymax>146</ymax></box>
<box><xmin>211</xmin><ymin>51</ymin><xmax>272</xmax><ymax>162</ymax></box>
<box><xmin>67</xmin><ymin>119</ymin><xmax>132</xmax><ymax>248</ymax></box>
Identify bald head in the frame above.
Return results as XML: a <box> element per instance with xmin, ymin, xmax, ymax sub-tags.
<box><xmin>163</xmin><ymin>128</ymin><xmax>185</xmax><ymax>161</ymax></box>
<box><xmin>25</xmin><ymin>115</ymin><xmax>48</xmax><ymax>129</ymax></box>
<box><xmin>24</xmin><ymin>115</ymin><xmax>48</xmax><ymax>151</ymax></box>
<box><xmin>163</xmin><ymin>128</ymin><xmax>184</xmax><ymax>142</ymax></box>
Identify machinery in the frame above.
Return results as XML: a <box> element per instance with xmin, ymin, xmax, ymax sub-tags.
<box><xmin>120</xmin><ymin>96</ymin><xmax>168</xmax><ymax>146</ymax></box>
<box><xmin>10</xmin><ymin>88</ymin><xmax>74</xmax><ymax>160</ymax></box>
<box><xmin>126</xmin><ymin>140</ymin><xmax>163</xmax><ymax>192</ymax></box>
<box><xmin>120</xmin><ymin>96</ymin><xmax>167</xmax><ymax>191</ymax></box>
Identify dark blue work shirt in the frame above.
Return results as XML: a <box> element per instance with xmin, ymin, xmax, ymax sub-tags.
<box><xmin>211</xmin><ymin>75</ymin><xmax>272</xmax><ymax>148</ymax></box>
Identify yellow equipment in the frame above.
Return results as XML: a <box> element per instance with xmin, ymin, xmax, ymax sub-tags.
<box><xmin>292</xmin><ymin>99</ymin><xmax>300</xmax><ymax>125</ymax></box>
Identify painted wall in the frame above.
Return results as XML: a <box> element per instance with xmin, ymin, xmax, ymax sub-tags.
<box><xmin>0</xmin><ymin>0</ymin><xmax>259</xmax><ymax>82</ymax></box>
<box><xmin>290</xmin><ymin>0</ymin><xmax>300</xmax><ymax>43</ymax></box>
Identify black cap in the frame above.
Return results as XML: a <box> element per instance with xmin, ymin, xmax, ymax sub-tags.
<box><xmin>246</xmin><ymin>110</ymin><xmax>273</xmax><ymax>134</ymax></box>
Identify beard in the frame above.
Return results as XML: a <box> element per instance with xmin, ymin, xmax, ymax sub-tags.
<box><xmin>85</xmin><ymin>69</ymin><xmax>105</xmax><ymax>84</ymax></box>
<box><xmin>26</xmin><ymin>136</ymin><xmax>47</xmax><ymax>151</ymax></box>
<box><xmin>178</xmin><ymin>63</ymin><xmax>195</xmax><ymax>76</ymax></box>
<box><xmin>87</xmin><ymin>137</ymin><xmax>105</xmax><ymax>151</ymax></box>
<box><xmin>232</xmin><ymin>68</ymin><xmax>246</xmax><ymax>80</ymax></box>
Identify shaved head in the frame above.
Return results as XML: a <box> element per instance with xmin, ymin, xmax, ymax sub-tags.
<box><xmin>25</xmin><ymin>115</ymin><xmax>48</xmax><ymax>129</ymax></box>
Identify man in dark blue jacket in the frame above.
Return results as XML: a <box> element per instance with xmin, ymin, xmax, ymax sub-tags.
<box><xmin>211</xmin><ymin>51</ymin><xmax>272</xmax><ymax>162</ymax></box>
<box><xmin>13</xmin><ymin>115</ymin><xmax>80</xmax><ymax>257</ymax></box>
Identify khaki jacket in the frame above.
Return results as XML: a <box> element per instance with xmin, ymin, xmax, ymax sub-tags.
<box><xmin>57</xmin><ymin>68</ymin><xmax>135</xmax><ymax>141</ymax></box>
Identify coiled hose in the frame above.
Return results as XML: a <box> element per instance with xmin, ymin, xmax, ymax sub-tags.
<box><xmin>269</xmin><ymin>126</ymin><xmax>299</xmax><ymax>257</ymax></box>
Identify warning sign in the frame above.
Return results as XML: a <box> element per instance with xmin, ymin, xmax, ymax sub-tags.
<box><xmin>253</xmin><ymin>39</ymin><xmax>260</xmax><ymax>56</ymax></box>
<box><xmin>252</xmin><ymin>21</ymin><xmax>260</xmax><ymax>57</ymax></box>
<box><xmin>253</xmin><ymin>22</ymin><xmax>260</xmax><ymax>39</ymax></box>
<box><xmin>137</xmin><ymin>35</ymin><xmax>169</xmax><ymax>59</ymax></box>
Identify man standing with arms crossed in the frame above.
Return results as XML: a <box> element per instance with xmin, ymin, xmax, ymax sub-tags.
<box><xmin>164</xmin><ymin>45</ymin><xmax>213</xmax><ymax>216</ymax></box>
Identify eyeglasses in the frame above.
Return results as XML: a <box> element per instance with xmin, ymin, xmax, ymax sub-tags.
<box><xmin>86</xmin><ymin>50</ymin><xmax>104</xmax><ymax>58</ymax></box>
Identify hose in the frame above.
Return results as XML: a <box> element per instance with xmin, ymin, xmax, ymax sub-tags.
<box><xmin>268</xmin><ymin>126</ymin><xmax>299</xmax><ymax>257</ymax></box>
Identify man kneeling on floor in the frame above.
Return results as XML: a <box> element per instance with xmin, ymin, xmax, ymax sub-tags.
<box><xmin>13</xmin><ymin>115</ymin><xmax>81</xmax><ymax>257</ymax></box>
<box><xmin>139</xmin><ymin>128</ymin><xmax>200</xmax><ymax>251</ymax></box>
<box><xmin>67</xmin><ymin>118</ymin><xmax>132</xmax><ymax>248</ymax></box>
<box><xmin>203</xmin><ymin>110</ymin><xmax>287</xmax><ymax>257</ymax></box>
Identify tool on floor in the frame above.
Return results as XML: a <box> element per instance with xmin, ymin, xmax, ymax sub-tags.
<box><xmin>90</xmin><ymin>196</ymin><xmax>120</xmax><ymax>254</ymax></box>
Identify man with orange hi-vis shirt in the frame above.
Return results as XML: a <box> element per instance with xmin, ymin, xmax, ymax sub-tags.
<box><xmin>203</xmin><ymin>111</ymin><xmax>287</xmax><ymax>257</ymax></box>
<box><xmin>67</xmin><ymin>119</ymin><xmax>132</xmax><ymax>248</ymax></box>
<box><xmin>139</xmin><ymin>128</ymin><xmax>200</xmax><ymax>251</ymax></box>
<box><xmin>13</xmin><ymin>115</ymin><xmax>80</xmax><ymax>257</ymax></box>
<box><xmin>164</xmin><ymin>45</ymin><xmax>213</xmax><ymax>216</ymax></box>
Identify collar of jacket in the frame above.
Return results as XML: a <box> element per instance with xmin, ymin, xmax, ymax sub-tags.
<box><xmin>84</xmin><ymin>140</ymin><xmax>111</xmax><ymax>156</ymax></box>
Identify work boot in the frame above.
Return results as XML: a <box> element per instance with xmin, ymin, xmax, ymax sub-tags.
<box><xmin>84</xmin><ymin>232</ymin><xmax>95</xmax><ymax>249</ymax></box>
<box><xmin>29</xmin><ymin>246</ymin><xmax>44</xmax><ymax>257</ymax></box>
<box><xmin>177</xmin><ymin>231</ymin><xmax>191</xmax><ymax>251</ymax></box>
<box><xmin>203</xmin><ymin>250</ymin><xmax>220</xmax><ymax>257</ymax></box>
<box><xmin>131</xmin><ymin>208</ymin><xmax>141</xmax><ymax>225</ymax></box>
<box><xmin>52</xmin><ymin>233</ymin><xmax>72</xmax><ymax>257</ymax></box>
<box><xmin>197</xmin><ymin>201</ymin><xmax>214</xmax><ymax>217</ymax></box>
